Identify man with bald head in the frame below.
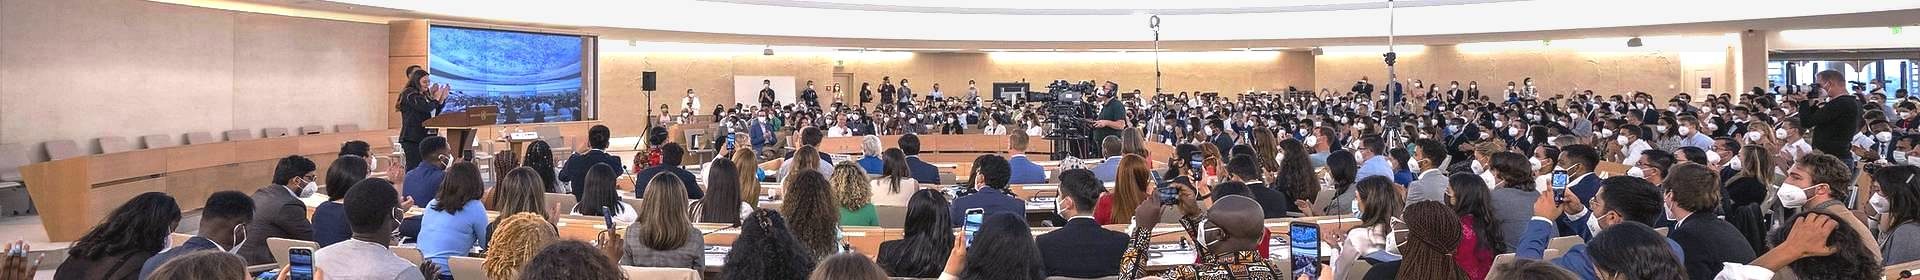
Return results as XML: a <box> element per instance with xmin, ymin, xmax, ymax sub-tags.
<box><xmin>1119</xmin><ymin>193</ymin><xmax>1284</xmax><ymax>279</ymax></box>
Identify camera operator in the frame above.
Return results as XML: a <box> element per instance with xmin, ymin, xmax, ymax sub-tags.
<box><xmin>1352</xmin><ymin>77</ymin><xmax>1375</xmax><ymax>100</ymax></box>
<box><xmin>1090</xmin><ymin>90</ymin><xmax>1129</xmax><ymax>156</ymax></box>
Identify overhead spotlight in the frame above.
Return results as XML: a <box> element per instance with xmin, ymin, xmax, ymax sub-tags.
<box><xmin>763</xmin><ymin>47</ymin><xmax>775</xmax><ymax>56</ymax></box>
<box><xmin>1311</xmin><ymin>47</ymin><xmax>1325</xmax><ymax>55</ymax></box>
<box><xmin>1626</xmin><ymin>37</ymin><xmax>1643</xmax><ymax>47</ymax></box>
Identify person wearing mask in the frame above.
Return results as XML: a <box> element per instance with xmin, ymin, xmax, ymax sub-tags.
<box><xmin>312</xmin><ymin>156</ymin><xmax>371</xmax><ymax>247</ymax></box>
<box><xmin>1518</xmin><ymin>176</ymin><xmax>1687</xmax><ymax>280</ymax></box>
<box><xmin>1035</xmin><ymin>169</ymin><xmax>1126</xmax><ymax>278</ymax></box>
<box><xmin>1778</xmin><ymin>153</ymin><xmax>1882</xmax><ymax>259</ymax></box>
<box><xmin>1796</xmin><ymin>70</ymin><xmax>1865</xmax><ymax>170</ymax></box>
<box><xmin>622</xmin><ymin>171</ymin><xmax>705</xmax><ymax>270</ymax></box>
<box><xmin>483</xmin><ymin>213</ymin><xmax>558</xmax><ymax>280</ymax></box>
<box><xmin>1663</xmin><ymin>163</ymin><xmax>1758</xmax><ymax>280</ymax></box>
<box><xmin>1852</xmin><ymin>119</ymin><xmax>1896</xmax><ymax>164</ymax></box>
<box><xmin>403</xmin><ymin>136</ymin><xmax>450</xmax><ymax>207</ymax></box>
<box><xmin>801</xmin><ymin>80</ymin><xmax>819</xmax><ymax>107</ymax></box>
<box><xmin>950</xmin><ymin>154</ymin><xmax>1025</xmax><ymax>225</ymax></box>
<box><xmin>1362</xmin><ymin>201</ymin><xmax>1470</xmax><ymax>280</ymax></box>
<box><xmin>417</xmin><ymin>162</ymin><xmax>489</xmax><ymax>277</ymax></box>
<box><xmin>1354</xmin><ymin>136</ymin><xmax>1394</xmax><ymax>181</ymax></box>
<box><xmin>1618</xmin><ymin>125</ymin><xmax>1654</xmax><ymax>165</ymax></box>
<box><xmin>1559</xmin><ymin>145</ymin><xmax>1604</xmax><ymax>205</ymax></box>
<box><xmin>520</xmin><ymin>241</ymin><xmax>627</xmax><ymax>280</ymax></box>
<box><xmin>633</xmin><ymin>143</ymin><xmax>703</xmax><ymax>199</ymax></box>
<box><xmin>1677</xmin><ymin>116</ymin><xmax>1715</xmax><ymax>150</ymax></box>
<box><xmin>1447</xmin><ymin>175</ymin><xmax>1503</xmax><ymax>279</ymax></box>
<box><xmin>1632</xmin><ymin>149</ymin><xmax>1676</xmax><ymax>185</ymax></box>
<box><xmin>782</xmin><ymin>171</ymin><xmax>845</xmax><ymax>260</ymax></box>
<box><xmin>313</xmin><ymin>179</ymin><xmax>435</xmax><ymax>280</ymax></box>
<box><xmin>877</xmin><ymin>189</ymin><xmax>954</xmax><ymax>277</ymax></box>
<box><xmin>138</xmin><ymin>191</ymin><xmax>248</xmax><ymax>280</ymax></box>
<box><xmin>1389</xmin><ymin>147</ymin><xmax>1416</xmax><ymax>186</ymax></box>
<box><xmin>1724</xmin><ymin>146</ymin><xmax>1775</xmax><ymax>255</ymax></box>
<box><xmin>1006</xmin><ymin>133</ymin><xmax>1047</xmax><ymax>184</ymax></box>
<box><xmin>1873</xmin><ymin>165</ymin><xmax>1920</xmax><ymax>264</ymax></box>
<box><xmin>899</xmin><ymin>134</ymin><xmax>942</xmax><ymax>184</ymax></box>
<box><xmin>1406</xmin><ymin>139</ymin><xmax>1451</xmax><ymax>204</ymax></box>
<box><xmin>559</xmin><ymin>125</ymin><xmax>624</xmax><ymax>200</ymax></box>
<box><xmin>1487</xmin><ymin>152</ymin><xmax>1542</xmax><ymax>249</ymax></box>
<box><xmin>1321</xmin><ymin>150</ymin><xmax>1360</xmax><ymax>216</ymax></box>
<box><xmin>1332</xmin><ymin>177</ymin><xmax>1408</xmax><ymax>280</ymax></box>
<box><xmin>396</xmin><ymin>67</ymin><xmax>447</xmax><ymax>171</ymax></box>
<box><xmin>857</xmin><ymin>135</ymin><xmax>885</xmax><ymax>175</ymax></box>
<box><xmin>831</xmin><ymin>162</ymin><xmax>880</xmax><ymax>226</ymax></box>
<box><xmin>1308</xmin><ymin>127</ymin><xmax>1336</xmax><ymax>168</ymax></box>
<box><xmin>1713</xmin><ymin>212</ymin><xmax>1883</xmax><ymax>280</ymax></box>
<box><xmin>896</xmin><ymin>79</ymin><xmax>915</xmax><ymax>108</ymax></box>
<box><xmin>758</xmin><ymin>79</ymin><xmax>778</xmax><ymax>107</ymax></box>
<box><xmin>1090</xmin><ymin>136</ymin><xmax>1126</xmax><ymax>182</ymax></box>
<box><xmin>720</xmin><ymin>210</ymin><xmax>819</xmax><ymax>280</ymax></box>
<box><xmin>1273</xmin><ymin>140</ymin><xmax>1319</xmax><ymax>214</ymax></box>
<box><xmin>238</xmin><ymin>156</ymin><xmax>318</xmax><ymax>265</ymax></box>
<box><xmin>52</xmin><ymin>192</ymin><xmax>180</xmax><ymax>280</ymax></box>
<box><xmin>1118</xmin><ymin>195</ymin><xmax>1283</xmax><ymax>279</ymax></box>
<box><xmin>748</xmin><ymin>110</ymin><xmax>776</xmax><ymax>153</ymax></box>
<box><xmin>1711</xmin><ymin>138</ymin><xmax>1741</xmax><ymax>179</ymax></box>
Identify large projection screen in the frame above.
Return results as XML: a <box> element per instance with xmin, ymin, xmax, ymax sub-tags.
<box><xmin>428</xmin><ymin>25</ymin><xmax>596</xmax><ymax>124</ymax></box>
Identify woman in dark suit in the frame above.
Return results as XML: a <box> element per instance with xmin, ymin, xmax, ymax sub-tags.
<box><xmin>397</xmin><ymin>66</ymin><xmax>447</xmax><ymax>171</ymax></box>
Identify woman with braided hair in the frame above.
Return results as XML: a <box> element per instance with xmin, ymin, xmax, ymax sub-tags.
<box><xmin>484</xmin><ymin>212</ymin><xmax>558</xmax><ymax>280</ymax></box>
<box><xmin>1362</xmin><ymin>201</ymin><xmax>1469</xmax><ymax>280</ymax></box>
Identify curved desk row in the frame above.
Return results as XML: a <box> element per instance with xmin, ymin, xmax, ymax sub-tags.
<box><xmin>21</xmin><ymin>129</ymin><xmax>396</xmax><ymax>242</ymax></box>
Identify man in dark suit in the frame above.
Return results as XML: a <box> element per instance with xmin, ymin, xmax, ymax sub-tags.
<box><xmin>783</xmin><ymin>126</ymin><xmax>833</xmax><ymax>164</ymax></box>
<box><xmin>239</xmin><ymin>155</ymin><xmax>318</xmax><ymax>265</ymax></box>
<box><xmin>1229</xmin><ymin>154</ymin><xmax>1295</xmax><ymax>218</ymax></box>
<box><xmin>559</xmin><ymin>125</ymin><xmax>624</xmax><ymax>200</ymax></box>
<box><xmin>949</xmin><ymin>154</ymin><xmax>1023</xmax><ymax>226</ymax></box>
<box><xmin>1036</xmin><ymin>169</ymin><xmax>1127</xmax><ymax>278</ymax></box>
<box><xmin>1663</xmin><ymin>163</ymin><xmax>1757</xmax><ymax>280</ymax></box>
<box><xmin>1006</xmin><ymin>133</ymin><xmax>1047</xmax><ymax>184</ymax></box>
<box><xmin>1445</xmin><ymin>117</ymin><xmax>1480</xmax><ymax>165</ymax></box>
<box><xmin>759</xmin><ymin>79</ymin><xmax>777</xmax><ymax>107</ymax></box>
<box><xmin>634</xmin><ymin>143</ymin><xmax>703</xmax><ymax>199</ymax></box>
<box><xmin>748</xmin><ymin>110</ymin><xmax>775</xmax><ymax>153</ymax></box>
<box><xmin>140</xmin><ymin>191</ymin><xmax>254</xmax><ymax>279</ymax></box>
<box><xmin>899</xmin><ymin>134</ymin><xmax>942</xmax><ymax>184</ymax></box>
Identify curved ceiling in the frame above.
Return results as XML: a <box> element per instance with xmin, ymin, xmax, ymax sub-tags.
<box><xmin>206</xmin><ymin>0</ymin><xmax>1920</xmax><ymax>49</ymax></box>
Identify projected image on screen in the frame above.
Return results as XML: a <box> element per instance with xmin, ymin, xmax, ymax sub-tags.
<box><xmin>428</xmin><ymin>25</ymin><xmax>584</xmax><ymax>124</ymax></box>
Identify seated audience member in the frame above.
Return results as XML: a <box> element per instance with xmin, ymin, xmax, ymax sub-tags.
<box><xmin>1236</xmin><ymin>153</ymin><xmax>1298</xmax><ymax>218</ymax></box>
<box><xmin>877</xmin><ymin>189</ymin><xmax>954</xmax><ymax>277</ymax></box>
<box><xmin>313</xmin><ymin>155</ymin><xmax>371</xmax><ymax>247</ymax></box>
<box><xmin>810</xmin><ymin>253</ymin><xmax>889</xmax><ymax>280</ymax></box>
<box><xmin>1006</xmin><ymin>132</ymin><xmax>1047</xmax><ymax>184</ymax></box>
<box><xmin>1363</xmin><ymin>201</ymin><xmax>1469</xmax><ymax>280</ymax></box>
<box><xmin>637</xmin><ymin>126</ymin><xmax>669</xmax><ymax>171</ymax></box>
<box><xmin>55</xmin><ymin>192</ymin><xmax>181</xmax><ymax>279</ymax></box>
<box><xmin>780</xmin><ymin>145</ymin><xmax>834</xmax><ymax>179</ymax></box>
<box><xmin>1321</xmin><ymin>150</ymin><xmax>1359</xmax><ymax>215</ymax></box>
<box><xmin>783</xmin><ymin>171</ymin><xmax>844</xmax><ymax>260</ymax></box>
<box><xmin>1334</xmin><ymin>177</ymin><xmax>1407</xmax><ymax>280</ymax></box>
<box><xmin>1390</xmin><ymin>147</ymin><xmax>1415</xmax><ymax>186</ymax></box>
<box><xmin>871</xmin><ymin>148</ymin><xmax>919</xmax><ymax>207</ymax></box>
<box><xmin>1779</xmin><ymin>153</ymin><xmax>1880</xmax><ymax>259</ymax></box>
<box><xmin>949</xmin><ymin>154</ymin><xmax>1024</xmax><ymax>226</ymax></box>
<box><xmin>1487</xmin><ymin>152</ymin><xmax>1540</xmax><ymax>249</ymax></box>
<box><xmin>936</xmin><ymin>213</ymin><xmax>1047</xmax><ymax>280</ymax></box>
<box><xmin>1036</xmin><ymin>169</ymin><xmax>1128</xmax><ymax>278</ymax></box>
<box><xmin>831</xmin><ymin>162</ymin><xmax>880</xmax><ymax>226</ymax></box>
<box><xmin>1662</xmin><ymin>163</ymin><xmax>1757</xmax><ymax>279</ymax></box>
<box><xmin>634</xmin><ymin>143</ymin><xmax>704</xmax><ymax>199</ymax></box>
<box><xmin>522</xmin><ymin>140</ymin><xmax>560</xmax><ymax>193</ymax></box>
<box><xmin>1354</xmin><ymin>136</ymin><xmax>1395</xmax><ymax>181</ymax></box>
<box><xmin>1585</xmin><ymin>222</ymin><xmax>1689</xmax><ymax>280</ymax></box>
<box><xmin>559</xmin><ymin>125</ymin><xmax>625</xmax><ymax>200</ymax></box>
<box><xmin>1490</xmin><ymin>258</ymin><xmax>1580</xmax><ymax>280</ymax></box>
<box><xmin>517</xmin><ymin>240</ymin><xmax>625</xmax><ymax>280</ymax></box>
<box><xmin>1875</xmin><ymin>165</ymin><xmax>1920</xmax><ymax>264</ymax></box>
<box><xmin>239</xmin><ymin>155</ymin><xmax>318</xmax><ymax>265</ymax></box>
<box><xmin>1676</xmin><ymin>147</ymin><xmax>1710</xmax><ymax>166</ymax></box>
<box><xmin>857</xmin><ymin>135</ymin><xmax>886</xmax><ymax>175</ymax></box>
<box><xmin>418</xmin><ymin>162</ymin><xmax>489</xmax><ymax>276</ymax></box>
<box><xmin>487</xmin><ymin>167</ymin><xmax>551</xmax><ymax>237</ymax></box>
<box><xmin>1632</xmin><ymin>149</ymin><xmax>1676</xmax><ymax>185</ymax></box>
<box><xmin>1447</xmin><ymin>174</ymin><xmax>1503</xmax><ymax>279</ymax></box>
<box><xmin>732</xmin><ymin>147</ymin><xmax>767</xmax><ymax>207</ymax></box>
<box><xmin>574</xmin><ymin>163</ymin><xmax>638</xmax><ymax>223</ymax></box>
<box><xmin>721</xmin><ymin>209</ymin><xmax>818</xmax><ymax>280</ymax></box>
<box><xmin>1724</xmin><ymin>146</ymin><xmax>1774</xmax><ymax>255</ymax></box>
<box><xmin>491</xmin><ymin>150</ymin><xmax>520</xmax><ymax>186</ymax></box>
<box><xmin>1275</xmin><ymin>139</ymin><xmax>1322</xmax><ymax>209</ymax></box>
<box><xmin>1119</xmin><ymin>195</ymin><xmax>1284</xmax><ymax>279</ymax></box>
<box><xmin>484</xmin><ymin>213</ymin><xmax>558</xmax><ymax>280</ymax></box>
<box><xmin>1090</xmin><ymin>136</ymin><xmax>1125</xmax><ymax>182</ymax></box>
<box><xmin>898</xmin><ymin>134</ymin><xmax>942</xmax><ymax>184</ymax></box>
<box><xmin>404</xmin><ymin>136</ymin><xmax>450</xmax><ymax>206</ymax></box>
<box><xmin>623</xmin><ymin>170</ymin><xmax>707</xmax><ymax>270</ymax></box>
<box><xmin>139</xmin><ymin>191</ymin><xmax>253</xmax><ymax>279</ymax></box>
<box><xmin>146</xmin><ymin>251</ymin><xmax>247</xmax><ymax>280</ymax></box>
<box><xmin>1518</xmin><ymin>176</ymin><xmax>1687</xmax><ymax>280</ymax></box>
<box><xmin>1713</xmin><ymin>212</ymin><xmax>1882</xmax><ymax>280</ymax></box>
<box><xmin>1094</xmin><ymin>155</ymin><xmax>1151</xmax><ymax>225</ymax></box>
<box><xmin>786</xmin><ymin>126</ymin><xmax>835</xmax><ymax>164</ymax></box>
<box><xmin>695</xmin><ymin>158</ymin><xmax>749</xmax><ymax>224</ymax></box>
<box><xmin>1404</xmin><ymin>139</ymin><xmax>1450</xmax><ymax>204</ymax></box>
<box><xmin>314</xmin><ymin>179</ymin><xmax>432</xmax><ymax>280</ymax></box>
<box><xmin>1558</xmin><ymin>144</ymin><xmax>1605</xmax><ymax>205</ymax></box>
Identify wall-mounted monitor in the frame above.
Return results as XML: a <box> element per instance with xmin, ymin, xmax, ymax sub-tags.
<box><xmin>428</xmin><ymin>25</ymin><xmax>594</xmax><ymax>124</ymax></box>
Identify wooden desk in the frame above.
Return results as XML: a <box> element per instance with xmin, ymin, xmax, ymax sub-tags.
<box><xmin>22</xmin><ymin>129</ymin><xmax>396</xmax><ymax>242</ymax></box>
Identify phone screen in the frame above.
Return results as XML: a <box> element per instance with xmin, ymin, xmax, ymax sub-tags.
<box><xmin>1551</xmin><ymin>170</ymin><xmax>1570</xmax><ymax>203</ymax></box>
<box><xmin>1290</xmin><ymin>224</ymin><xmax>1321</xmax><ymax>279</ymax></box>
<box><xmin>963</xmin><ymin>208</ymin><xmax>985</xmax><ymax>248</ymax></box>
<box><xmin>725</xmin><ymin>134</ymin><xmax>737</xmax><ymax>150</ymax></box>
<box><xmin>288</xmin><ymin>247</ymin><xmax>315</xmax><ymax>280</ymax></box>
<box><xmin>602</xmin><ymin>206</ymin><xmax>617</xmax><ymax>231</ymax></box>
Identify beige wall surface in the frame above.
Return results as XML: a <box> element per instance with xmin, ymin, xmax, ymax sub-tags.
<box><xmin>1</xmin><ymin>0</ymin><xmax>388</xmax><ymax>160</ymax></box>
<box><xmin>1313</xmin><ymin>45</ymin><xmax>1730</xmax><ymax>102</ymax></box>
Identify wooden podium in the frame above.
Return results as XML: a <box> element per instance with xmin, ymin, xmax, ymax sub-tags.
<box><xmin>424</xmin><ymin>106</ymin><xmax>498</xmax><ymax>160</ymax></box>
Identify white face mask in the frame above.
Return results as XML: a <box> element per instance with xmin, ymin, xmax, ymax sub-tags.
<box><xmin>1508</xmin><ymin>127</ymin><xmax>1521</xmax><ymax>136</ymax></box>
<box><xmin>1616</xmin><ymin>136</ymin><xmax>1631</xmax><ymax>146</ymax></box>
<box><xmin>1626</xmin><ymin>166</ymin><xmax>1647</xmax><ymax>178</ymax></box>
<box><xmin>1745</xmin><ymin>131</ymin><xmax>1763</xmax><ymax>142</ymax></box>
<box><xmin>1778</xmin><ymin>183</ymin><xmax>1815</xmax><ymax>208</ymax></box>
<box><xmin>1494</xmin><ymin>122</ymin><xmax>1506</xmax><ymax>129</ymax></box>
<box><xmin>1728</xmin><ymin>157</ymin><xmax>1743</xmax><ymax>170</ymax></box>
<box><xmin>1587</xmin><ymin>211</ymin><xmax>1608</xmax><ymax>233</ymax></box>
<box><xmin>1678</xmin><ymin>126</ymin><xmax>1694</xmax><ymax>136</ymax></box>
<box><xmin>1304</xmin><ymin>136</ymin><xmax>1319</xmax><ymax>147</ymax></box>
<box><xmin>1872</xmin><ymin>193</ymin><xmax>1891</xmax><ymax>214</ymax></box>
<box><xmin>1471</xmin><ymin>160</ymin><xmax>1487</xmax><ymax>174</ymax></box>
<box><xmin>1877</xmin><ymin>131</ymin><xmax>1894</xmax><ymax>142</ymax></box>
<box><xmin>1775</xmin><ymin>128</ymin><xmax>1791</xmax><ymax>139</ymax></box>
<box><xmin>1706</xmin><ymin>151</ymin><xmax>1722</xmax><ymax>165</ymax></box>
<box><xmin>1655</xmin><ymin>125</ymin><xmax>1669</xmax><ymax>132</ymax></box>
<box><xmin>1529</xmin><ymin>157</ymin><xmax>1543</xmax><ymax>170</ymax></box>
<box><xmin>297</xmin><ymin>180</ymin><xmax>318</xmax><ymax>198</ymax></box>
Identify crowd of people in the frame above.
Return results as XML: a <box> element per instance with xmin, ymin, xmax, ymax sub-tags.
<box><xmin>11</xmin><ymin>68</ymin><xmax>1920</xmax><ymax>280</ymax></box>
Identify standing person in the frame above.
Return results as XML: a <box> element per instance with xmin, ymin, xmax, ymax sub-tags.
<box><xmin>760</xmin><ymin>79</ymin><xmax>779</xmax><ymax>108</ymax></box>
<box><xmin>1797</xmin><ymin>70</ymin><xmax>1865</xmax><ymax>169</ymax></box>
<box><xmin>239</xmin><ymin>156</ymin><xmax>318</xmax><ymax>265</ymax></box>
<box><xmin>801</xmin><ymin>80</ymin><xmax>820</xmax><ymax>108</ymax></box>
<box><xmin>897</xmin><ymin>79</ymin><xmax>915</xmax><ymax>109</ymax></box>
<box><xmin>859</xmin><ymin>82</ymin><xmax>874</xmax><ymax>108</ymax></box>
<box><xmin>55</xmin><ymin>192</ymin><xmax>181</xmax><ymax>280</ymax></box>
<box><xmin>878</xmin><ymin>77</ymin><xmax>896</xmax><ymax>108</ymax></box>
<box><xmin>397</xmin><ymin>67</ymin><xmax>448</xmax><ymax>171</ymax></box>
<box><xmin>1090</xmin><ymin>91</ymin><xmax>1129</xmax><ymax>156</ymax></box>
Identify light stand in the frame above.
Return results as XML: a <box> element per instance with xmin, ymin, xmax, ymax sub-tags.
<box><xmin>1382</xmin><ymin>0</ymin><xmax>1403</xmax><ymax>148</ymax></box>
